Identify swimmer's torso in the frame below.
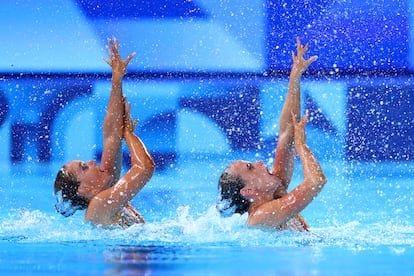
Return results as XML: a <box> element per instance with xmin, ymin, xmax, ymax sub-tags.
<box><xmin>278</xmin><ymin>213</ymin><xmax>309</xmax><ymax>231</ymax></box>
<box><xmin>112</xmin><ymin>202</ymin><xmax>145</xmax><ymax>228</ymax></box>
<box><xmin>106</xmin><ymin>174</ymin><xmax>145</xmax><ymax>228</ymax></box>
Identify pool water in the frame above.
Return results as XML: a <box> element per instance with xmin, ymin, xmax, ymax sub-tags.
<box><xmin>0</xmin><ymin>154</ymin><xmax>413</xmax><ymax>275</ymax></box>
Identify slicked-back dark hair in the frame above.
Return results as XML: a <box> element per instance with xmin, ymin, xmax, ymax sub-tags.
<box><xmin>217</xmin><ymin>168</ymin><xmax>250</xmax><ymax>215</ymax></box>
<box><xmin>54</xmin><ymin>167</ymin><xmax>89</xmax><ymax>215</ymax></box>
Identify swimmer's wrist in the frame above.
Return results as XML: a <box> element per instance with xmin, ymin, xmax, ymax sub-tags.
<box><xmin>294</xmin><ymin>142</ymin><xmax>308</xmax><ymax>153</ymax></box>
<box><xmin>290</xmin><ymin>67</ymin><xmax>305</xmax><ymax>77</ymax></box>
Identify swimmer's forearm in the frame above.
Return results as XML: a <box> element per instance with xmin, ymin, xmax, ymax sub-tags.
<box><xmin>124</xmin><ymin>131</ymin><xmax>155</xmax><ymax>169</ymax></box>
<box><xmin>100</xmin><ymin>65</ymin><xmax>125</xmax><ymax>173</ymax></box>
<box><xmin>296</xmin><ymin>143</ymin><xmax>326</xmax><ymax>188</ymax></box>
<box><xmin>103</xmin><ymin>39</ymin><xmax>134</xmax><ymax>144</ymax></box>
<box><xmin>104</xmin><ymin>75</ymin><xmax>123</xmax><ymax>135</ymax></box>
<box><xmin>101</xmin><ymin>74</ymin><xmax>124</xmax><ymax>174</ymax></box>
<box><xmin>279</xmin><ymin>70</ymin><xmax>302</xmax><ymax>136</ymax></box>
<box><xmin>270</xmin><ymin>58</ymin><xmax>304</xmax><ymax>186</ymax></box>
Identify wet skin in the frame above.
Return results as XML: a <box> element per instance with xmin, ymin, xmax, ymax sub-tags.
<box><xmin>64</xmin><ymin>160</ymin><xmax>113</xmax><ymax>200</ymax></box>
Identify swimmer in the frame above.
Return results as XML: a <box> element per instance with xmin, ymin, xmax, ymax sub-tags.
<box><xmin>217</xmin><ymin>37</ymin><xmax>326</xmax><ymax>231</ymax></box>
<box><xmin>54</xmin><ymin>38</ymin><xmax>155</xmax><ymax>227</ymax></box>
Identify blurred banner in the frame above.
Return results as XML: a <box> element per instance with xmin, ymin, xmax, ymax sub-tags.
<box><xmin>0</xmin><ymin>0</ymin><xmax>410</xmax><ymax>73</ymax></box>
<box><xmin>0</xmin><ymin>0</ymin><xmax>413</xmax><ymax>167</ymax></box>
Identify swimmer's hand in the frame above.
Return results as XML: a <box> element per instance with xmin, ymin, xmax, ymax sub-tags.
<box><xmin>292</xmin><ymin>110</ymin><xmax>308</xmax><ymax>147</ymax></box>
<box><xmin>123</xmin><ymin>96</ymin><xmax>139</xmax><ymax>136</ymax></box>
<box><xmin>291</xmin><ymin>37</ymin><xmax>317</xmax><ymax>74</ymax></box>
<box><xmin>104</xmin><ymin>38</ymin><xmax>136</xmax><ymax>82</ymax></box>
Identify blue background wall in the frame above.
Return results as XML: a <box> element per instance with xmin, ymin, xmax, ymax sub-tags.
<box><xmin>0</xmin><ymin>0</ymin><xmax>413</xmax><ymax>170</ymax></box>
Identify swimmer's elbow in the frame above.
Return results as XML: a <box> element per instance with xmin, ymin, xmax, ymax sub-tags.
<box><xmin>146</xmin><ymin>158</ymin><xmax>155</xmax><ymax>175</ymax></box>
<box><xmin>131</xmin><ymin>163</ymin><xmax>155</xmax><ymax>179</ymax></box>
<box><xmin>146</xmin><ymin>163</ymin><xmax>155</xmax><ymax>179</ymax></box>
<box><xmin>309</xmin><ymin>166</ymin><xmax>327</xmax><ymax>186</ymax></box>
<box><xmin>322</xmin><ymin>175</ymin><xmax>327</xmax><ymax>185</ymax></box>
<box><xmin>143</xmin><ymin>154</ymin><xmax>156</xmax><ymax>174</ymax></box>
<box><xmin>303</xmin><ymin>172</ymin><xmax>327</xmax><ymax>192</ymax></box>
<box><xmin>318</xmin><ymin>173</ymin><xmax>327</xmax><ymax>186</ymax></box>
<box><xmin>312</xmin><ymin>174</ymin><xmax>327</xmax><ymax>188</ymax></box>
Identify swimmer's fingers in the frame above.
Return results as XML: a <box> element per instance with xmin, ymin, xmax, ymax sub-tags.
<box><xmin>103</xmin><ymin>38</ymin><xmax>118</xmax><ymax>66</ymax></box>
<box><xmin>296</xmin><ymin>37</ymin><xmax>308</xmax><ymax>57</ymax></box>
<box><xmin>133</xmin><ymin>119</ymin><xmax>140</xmax><ymax>127</ymax></box>
<box><xmin>292</xmin><ymin>39</ymin><xmax>317</xmax><ymax>71</ymax></box>
<box><xmin>103</xmin><ymin>56</ymin><xmax>111</xmax><ymax>66</ymax></box>
<box><xmin>123</xmin><ymin>98</ymin><xmax>131</xmax><ymax>121</ymax></box>
<box><xmin>291</xmin><ymin>110</ymin><xmax>308</xmax><ymax>144</ymax></box>
<box><xmin>112</xmin><ymin>38</ymin><xmax>119</xmax><ymax>51</ymax></box>
<box><xmin>296</xmin><ymin>37</ymin><xmax>302</xmax><ymax>53</ymax></box>
<box><xmin>291</xmin><ymin>111</ymin><xmax>298</xmax><ymax>124</ymax></box>
<box><xmin>124</xmin><ymin>52</ymin><xmax>136</xmax><ymax>67</ymax></box>
<box><xmin>123</xmin><ymin>97</ymin><xmax>130</xmax><ymax>113</ymax></box>
<box><xmin>301</xmin><ymin>110</ymin><xmax>309</xmax><ymax>126</ymax></box>
<box><xmin>103</xmin><ymin>38</ymin><xmax>134</xmax><ymax>76</ymax></box>
<box><xmin>294</xmin><ymin>37</ymin><xmax>317</xmax><ymax>60</ymax></box>
<box><xmin>123</xmin><ymin>98</ymin><xmax>139</xmax><ymax>132</ymax></box>
<box><xmin>305</xmin><ymin>55</ymin><xmax>318</xmax><ymax>66</ymax></box>
<box><xmin>108</xmin><ymin>38</ymin><xmax>119</xmax><ymax>56</ymax></box>
<box><xmin>291</xmin><ymin>110</ymin><xmax>309</xmax><ymax>128</ymax></box>
<box><xmin>103</xmin><ymin>44</ymin><xmax>113</xmax><ymax>66</ymax></box>
<box><xmin>124</xmin><ymin>100</ymin><xmax>132</xmax><ymax>118</ymax></box>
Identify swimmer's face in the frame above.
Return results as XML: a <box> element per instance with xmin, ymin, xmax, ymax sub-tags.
<box><xmin>229</xmin><ymin>160</ymin><xmax>281</xmax><ymax>197</ymax></box>
<box><xmin>230</xmin><ymin>160</ymin><xmax>271</xmax><ymax>184</ymax></box>
<box><xmin>65</xmin><ymin>160</ymin><xmax>108</xmax><ymax>200</ymax></box>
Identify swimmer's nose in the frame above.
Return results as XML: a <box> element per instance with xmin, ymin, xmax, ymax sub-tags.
<box><xmin>86</xmin><ymin>160</ymin><xmax>96</xmax><ymax>167</ymax></box>
<box><xmin>256</xmin><ymin>160</ymin><xmax>264</xmax><ymax>166</ymax></box>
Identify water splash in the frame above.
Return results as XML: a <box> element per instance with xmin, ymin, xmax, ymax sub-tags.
<box><xmin>1</xmin><ymin>205</ymin><xmax>413</xmax><ymax>254</ymax></box>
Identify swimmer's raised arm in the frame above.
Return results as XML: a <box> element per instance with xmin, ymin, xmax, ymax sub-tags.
<box><xmin>271</xmin><ymin>37</ymin><xmax>318</xmax><ymax>192</ymax></box>
<box><xmin>85</xmin><ymin>98</ymin><xmax>155</xmax><ymax>226</ymax></box>
<box><xmin>54</xmin><ymin>39</ymin><xmax>153</xmax><ymax>227</ymax></box>
<box><xmin>247</xmin><ymin>111</ymin><xmax>326</xmax><ymax>227</ymax></box>
<box><xmin>122</xmin><ymin>98</ymin><xmax>155</xmax><ymax>175</ymax></box>
<box><xmin>100</xmin><ymin>38</ymin><xmax>136</xmax><ymax>178</ymax></box>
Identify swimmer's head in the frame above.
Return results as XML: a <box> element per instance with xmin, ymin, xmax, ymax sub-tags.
<box><xmin>54</xmin><ymin>167</ymin><xmax>88</xmax><ymax>217</ymax></box>
<box><xmin>216</xmin><ymin>167</ymin><xmax>250</xmax><ymax>216</ymax></box>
